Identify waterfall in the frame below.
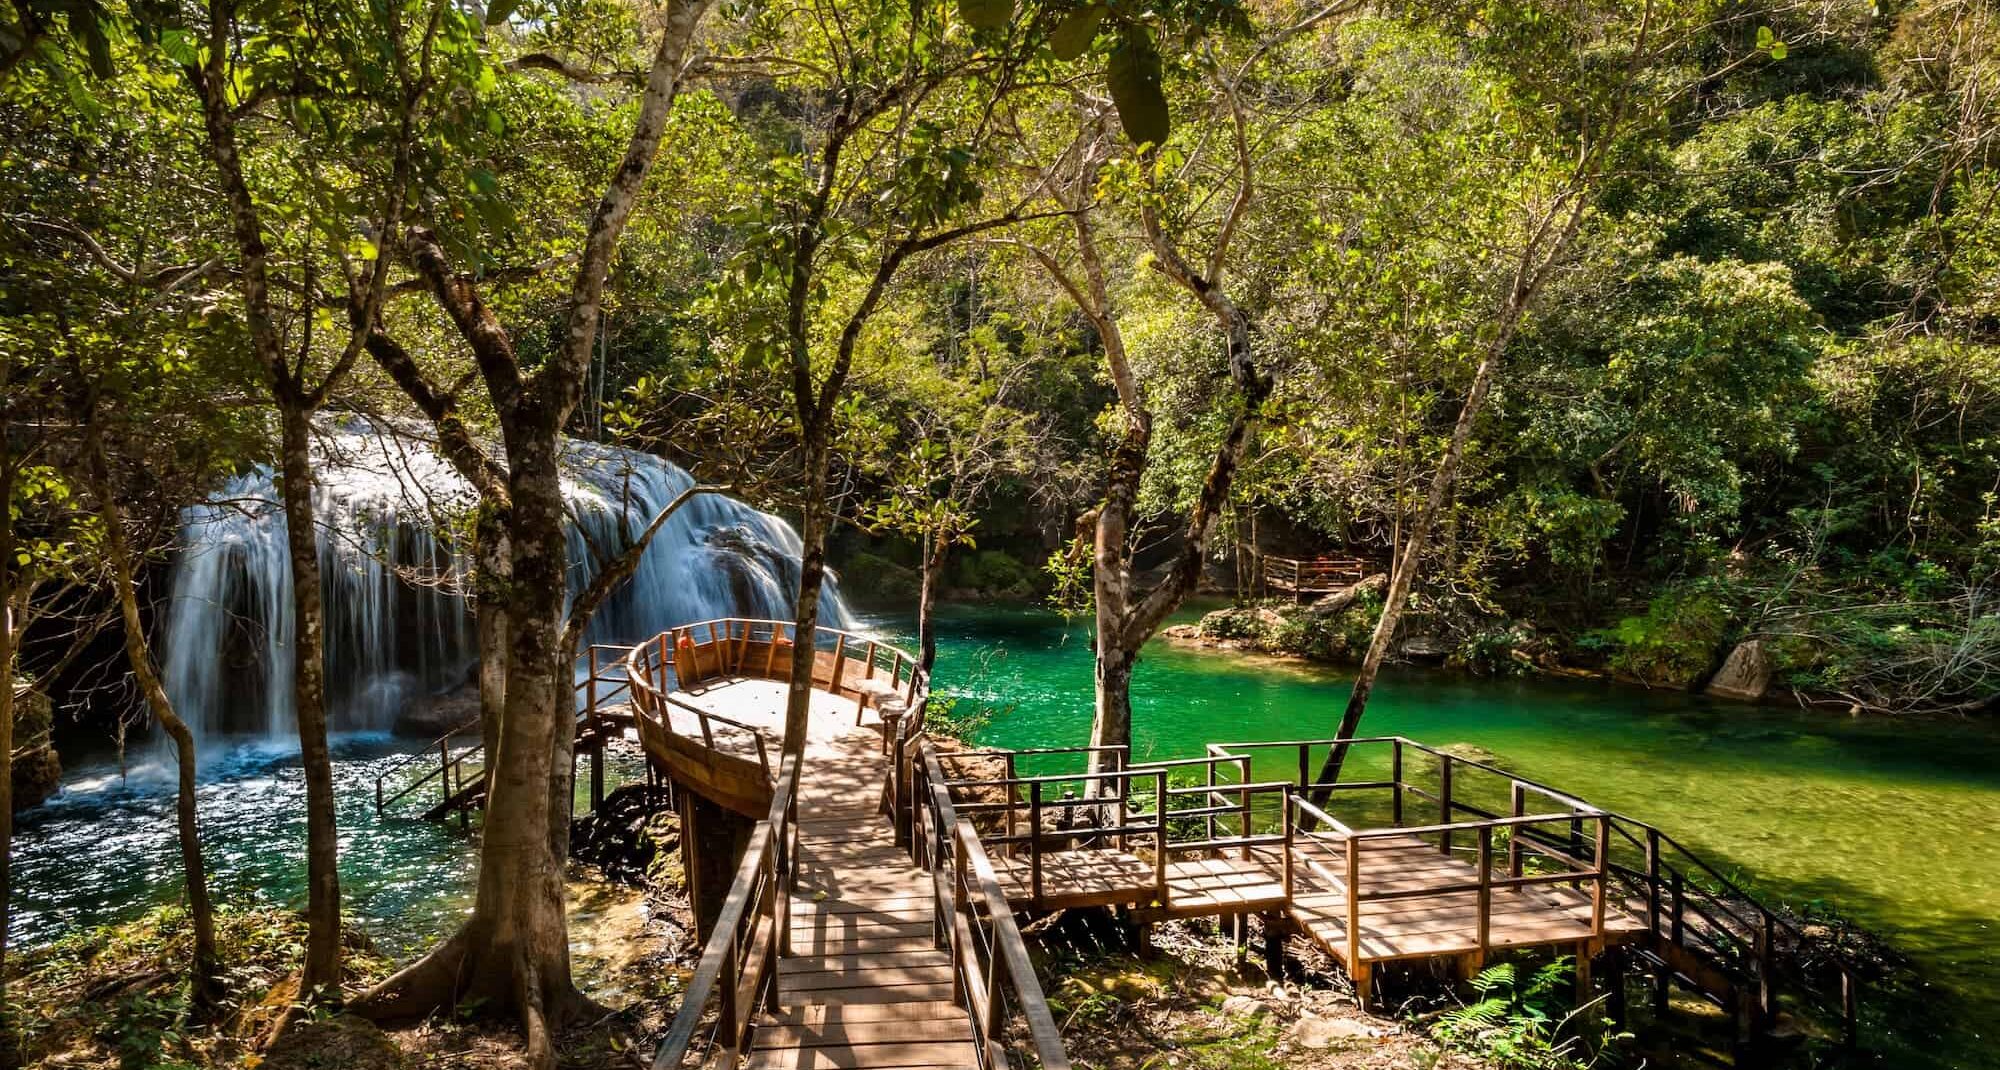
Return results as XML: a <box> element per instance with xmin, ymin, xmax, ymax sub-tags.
<box><xmin>159</xmin><ymin>418</ymin><xmax>847</xmax><ymax>741</ymax></box>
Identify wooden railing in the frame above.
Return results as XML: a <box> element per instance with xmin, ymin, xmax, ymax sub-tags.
<box><xmin>373</xmin><ymin>718</ymin><xmax>485</xmax><ymax>822</ymax></box>
<box><xmin>373</xmin><ymin>643</ymin><xmax>636</xmax><ymax>819</ymax></box>
<box><xmin>914</xmin><ymin>742</ymin><xmax>1072</xmax><ymax>1070</ymax></box>
<box><xmin>1262</xmin><ymin>554</ymin><xmax>1370</xmax><ymax>596</ymax></box>
<box><xmin>652</xmin><ymin>752</ymin><xmax>799</xmax><ymax>1069</ymax></box>
<box><xmin>622</xmin><ymin>618</ymin><xmax>928</xmax><ymax>794</ymax></box>
<box><xmin>1212</xmin><ymin>735</ymin><xmax>1860</xmax><ymax>1047</ymax></box>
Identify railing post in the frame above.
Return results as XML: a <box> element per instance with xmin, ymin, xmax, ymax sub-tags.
<box><xmin>1438</xmin><ymin>756</ymin><xmax>1454</xmax><ymax>856</ymax></box>
<box><xmin>1509</xmin><ymin>782</ymin><xmax>1526</xmax><ymax>878</ymax></box>
<box><xmin>1592</xmin><ymin>814</ymin><xmax>1610</xmax><ymax>936</ymax></box>
<box><xmin>1390</xmin><ymin>740</ymin><xmax>1403</xmax><ymax>826</ymax></box>
<box><xmin>1281</xmin><ymin>789</ymin><xmax>1295</xmax><ymax>900</ymax></box>
<box><xmin>1645</xmin><ymin>827</ymin><xmax>1662</xmax><ymax>935</ymax></box>
<box><xmin>1755</xmin><ymin>913</ymin><xmax>1775</xmax><ymax>1033</ymax></box>
<box><xmin>1205</xmin><ymin>761</ymin><xmax>1217</xmax><ymax>848</ymax></box>
<box><xmin>719</xmin><ymin>934</ymin><xmax>739</xmax><ymax>1056</ymax></box>
<box><xmin>1003</xmin><ymin>753</ymin><xmax>1018</xmax><ymax>855</ymax></box>
<box><xmin>1344</xmin><ymin>835</ymin><xmax>1362</xmax><ymax>973</ymax></box>
<box><xmin>1297</xmin><ymin>743</ymin><xmax>1309</xmax><ymax>793</ymax></box>
<box><xmin>1154</xmin><ymin>769</ymin><xmax>1169</xmax><ymax>907</ymax></box>
<box><xmin>1112</xmin><ymin>750</ymin><xmax>1127</xmax><ymax>850</ymax></box>
<box><xmin>1476</xmin><ymin>825</ymin><xmax>1492</xmax><ymax>958</ymax></box>
<box><xmin>438</xmin><ymin>738</ymin><xmax>451</xmax><ymax>811</ymax></box>
<box><xmin>1029</xmin><ymin>780</ymin><xmax>1043</xmax><ymax>906</ymax></box>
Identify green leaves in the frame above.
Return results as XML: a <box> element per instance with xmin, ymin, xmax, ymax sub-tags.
<box><xmin>1050</xmin><ymin>3</ymin><xmax>1106</xmax><ymax>60</ymax></box>
<box><xmin>1756</xmin><ymin>25</ymin><xmax>1787</xmax><ymax>61</ymax></box>
<box><xmin>485</xmin><ymin>0</ymin><xmax>522</xmax><ymax>25</ymax></box>
<box><xmin>1105</xmin><ymin>24</ymin><xmax>1167</xmax><ymax>147</ymax></box>
<box><xmin>957</xmin><ymin>0</ymin><xmax>1012</xmax><ymax>31</ymax></box>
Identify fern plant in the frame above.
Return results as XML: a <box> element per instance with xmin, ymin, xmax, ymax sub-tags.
<box><xmin>1432</xmin><ymin>959</ymin><xmax>1602</xmax><ymax>1070</ymax></box>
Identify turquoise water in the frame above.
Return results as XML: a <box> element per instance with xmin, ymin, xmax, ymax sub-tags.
<box><xmin>908</xmin><ymin>603</ymin><xmax>2000</xmax><ymax>1069</ymax></box>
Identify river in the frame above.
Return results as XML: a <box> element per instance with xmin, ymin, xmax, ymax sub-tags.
<box><xmin>12</xmin><ymin>603</ymin><xmax>1997</xmax><ymax>1068</ymax></box>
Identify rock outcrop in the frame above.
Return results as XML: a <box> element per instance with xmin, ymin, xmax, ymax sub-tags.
<box><xmin>1706</xmin><ymin>638</ymin><xmax>1773</xmax><ymax>702</ymax></box>
<box><xmin>11</xmin><ymin>684</ymin><xmax>60</xmax><ymax>812</ymax></box>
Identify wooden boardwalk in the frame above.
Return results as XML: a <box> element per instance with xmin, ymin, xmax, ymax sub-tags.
<box><xmin>642</xmin><ymin>620</ymin><xmax>1070</xmax><ymax>1069</ymax></box>
<box><xmin>754</xmin><ymin>731</ymin><xmax>982</xmax><ymax>1068</ymax></box>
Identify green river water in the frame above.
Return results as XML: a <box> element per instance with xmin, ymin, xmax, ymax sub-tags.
<box><xmin>912</xmin><ymin>603</ymin><xmax>2000</xmax><ymax>1070</ymax></box>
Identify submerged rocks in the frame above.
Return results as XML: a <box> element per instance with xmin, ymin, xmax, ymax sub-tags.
<box><xmin>570</xmin><ymin>783</ymin><xmax>681</xmax><ymax>887</ymax></box>
<box><xmin>1706</xmin><ymin>638</ymin><xmax>1773</xmax><ymax>702</ymax></box>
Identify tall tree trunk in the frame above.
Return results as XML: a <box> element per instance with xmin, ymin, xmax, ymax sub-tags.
<box><xmin>353</xmin><ymin>436</ymin><xmax>577</xmax><ymax>1066</ymax></box>
<box><xmin>473</xmin><ymin>506</ymin><xmax>510</xmax><ymax>785</ymax></box>
<box><xmin>1085</xmin><ymin>422</ymin><xmax>1145</xmax><ymax>783</ymax></box>
<box><xmin>782</xmin><ymin>441</ymin><xmax>832</xmax><ymax>760</ymax></box>
<box><xmin>1311</xmin><ymin>341</ymin><xmax>1503</xmax><ymax>793</ymax></box>
<box><xmin>917</xmin><ymin>529</ymin><xmax>946</xmax><ymax>673</ymax></box>
<box><xmin>0</xmin><ymin>443</ymin><xmax>16</xmax><ymax>1041</ymax></box>
<box><xmin>275</xmin><ymin>404</ymin><xmax>342</xmax><ymax>1000</ymax></box>
<box><xmin>87</xmin><ymin>446</ymin><xmax>221</xmax><ymax>1008</ymax></box>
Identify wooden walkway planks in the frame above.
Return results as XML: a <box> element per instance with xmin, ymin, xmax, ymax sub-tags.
<box><xmin>749</xmin><ymin>722</ymin><xmax>981</xmax><ymax>1070</ymax></box>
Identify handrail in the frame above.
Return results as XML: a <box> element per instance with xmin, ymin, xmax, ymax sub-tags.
<box><xmin>374</xmin><ymin>642</ymin><xmax>635</xmax><ymax>818</ymax></box>
<box><xmin>915</xmin><ymin>741</ymin><xmax>1071</xmax><ymax>1070</ymax></box>
<box><xmin>653</xmin><ymin>752</ymin><xmax>799</xmax><ymax>1069</ymax></box>
<box><xmin>1214</xmin><ymin>733</ymin><xmax>1857</xmax><ymax>1046</ymax></box>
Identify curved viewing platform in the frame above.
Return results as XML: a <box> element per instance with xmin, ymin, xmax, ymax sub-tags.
<box><xmin>624</xmin><ymin>617</ymin><xmax>927</xmax><ymax>817</ymax></box>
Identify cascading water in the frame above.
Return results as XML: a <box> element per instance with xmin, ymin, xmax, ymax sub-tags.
<box><xmin>160</xmin><ymin>417</ymin><xmax>846</xmax><ymax>741</ymax></box>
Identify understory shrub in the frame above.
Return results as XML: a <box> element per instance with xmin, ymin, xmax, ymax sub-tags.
<box><xmin>838</xmin><ymin>551</ymin><xmax>920</xmax><ymax>602</ymax></box>
<box><xmin>1600</xmin><ymin>582</ymin><xmax>1734</xmax><ymax>688</ymax></box>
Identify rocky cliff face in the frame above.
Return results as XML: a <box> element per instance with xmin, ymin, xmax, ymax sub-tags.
<box><xmin>12</xmin><ymin>683</ymin><xmax>61</xmax><ymax>812</ymax></box>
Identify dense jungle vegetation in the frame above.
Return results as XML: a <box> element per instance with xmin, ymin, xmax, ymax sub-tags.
<box><xmin>0</xmin><ymin>0</ymin><xmax>1995</xmax><ymax>1065</ymax></box>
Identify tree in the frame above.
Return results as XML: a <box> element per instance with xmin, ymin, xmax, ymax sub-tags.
<box><xmin>860</xmin><ymin>320</ymin><xmax>1041</xmax><ymax>670</ymax></box>
<box><xmin>693</xmin><ymin>0</ymin><xmax>1051</xmax><ymax>760</ymax></box>
<box><xmin>1310</xmin><ymin>0</ymin><xmax>1724</xmax><ymax>790</ymax></box>
<box><xmin>1005</xmin><ymin>0</ymin><xmax>1340</xmax><ymax>777</ymax></box>
<box><xmin>349</xmin><ymin>3</ymin><xmax>715</xmax><ymax>1060</ymax></box>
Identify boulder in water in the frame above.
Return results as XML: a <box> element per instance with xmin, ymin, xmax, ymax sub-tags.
<box><xmin>11</xmin><ymin>684</ymin><xmax>59</xmax><ymax>811</ymax></box>
<box><xmin>13</xmin><ymin>746</ymin><xmax>60</xmax><ymax>812</ymax></box>
<box><xmin>1706</xmin><ymin>638</ymin><xmax>1772</xmax><ymax>702</ymax></box>
<box><xmin>395</xmin><ymin>679</ymin><xmax>480</xmax><ymax>737</ymax></box>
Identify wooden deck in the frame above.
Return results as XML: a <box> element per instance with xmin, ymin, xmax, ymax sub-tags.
<box><xmin>642</xmin><ymin>621</ymin><xmax>1070</xmax><ymax>1070</ymax></box>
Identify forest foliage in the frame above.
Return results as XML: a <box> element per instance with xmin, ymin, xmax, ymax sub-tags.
<box><xmin>1</xmin><ymin>0</ymin><xmax>1997</xmax><ymax>1060</ymax></box>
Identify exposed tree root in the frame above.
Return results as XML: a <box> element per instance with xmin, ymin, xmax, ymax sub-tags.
<box><xmin>350</xmin><ymin>925</ymin><xmax>593</xmax><ymax>1070</ymax></box>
